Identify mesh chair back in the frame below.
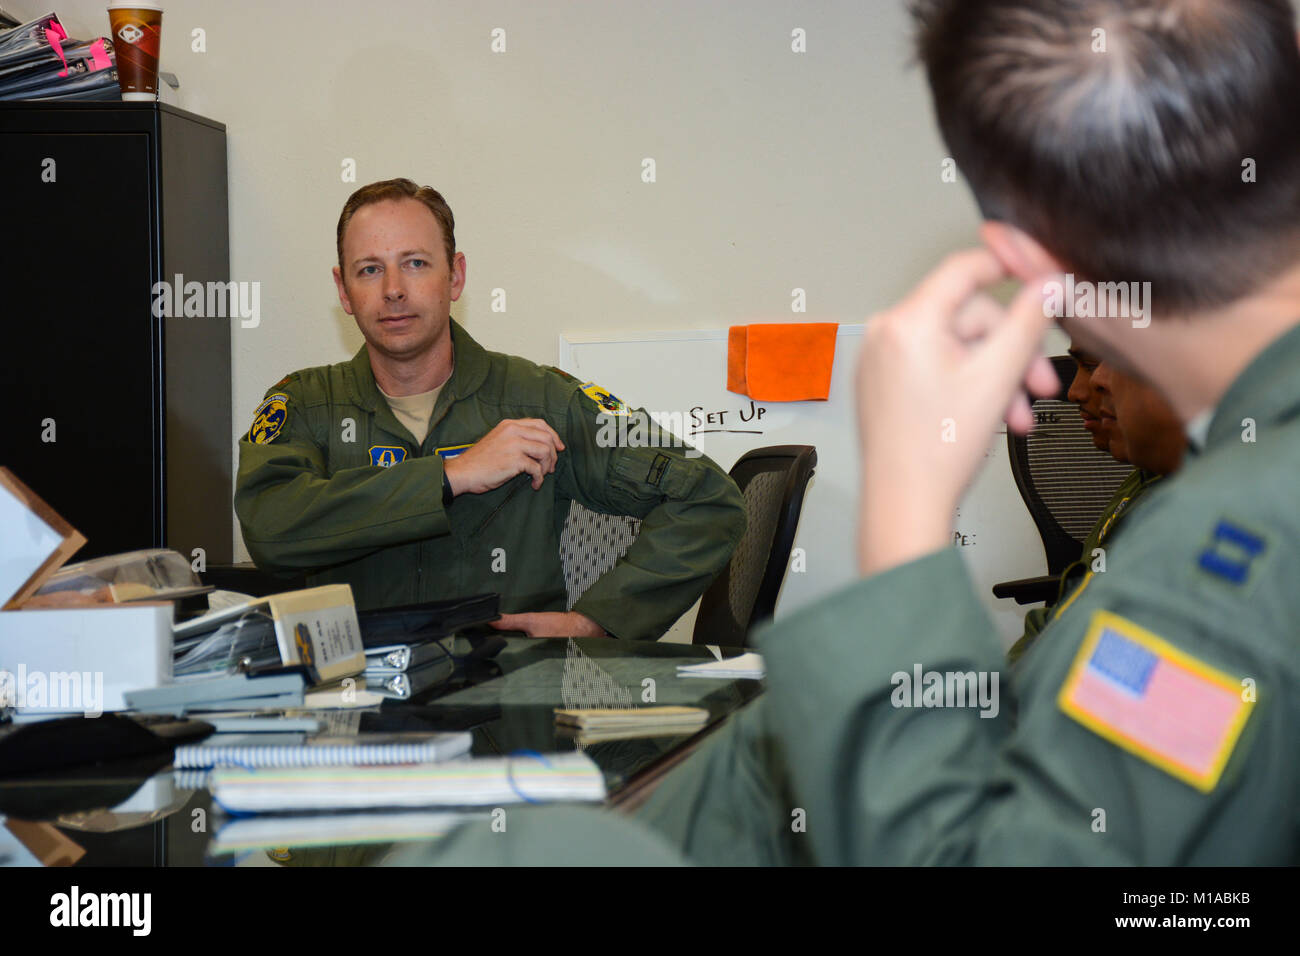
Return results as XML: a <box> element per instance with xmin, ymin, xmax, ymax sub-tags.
<box><xmin>692</xmin><ymin>445</ymin><xmax>817</xmax><ymax>646</ymax></box>
<box><xmin>1008</xmin><ymin>356</ymin><xmax>1135</xmax><ymax>575</ymax></box>
<box><xmin>559</xmin><ymin>501</ymin><xmax>642</xmax><ymax>610</ymax></box>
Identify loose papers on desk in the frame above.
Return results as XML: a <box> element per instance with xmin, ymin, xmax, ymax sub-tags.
<box><xmin>676</xmin><ymin>652</ymin><xmax>765</xmax><ymax>680</ymax></box>
<box><xmin>211</xmin><ymin>751</ymin><xmax>606</xmax><ymax>813</ymax></box>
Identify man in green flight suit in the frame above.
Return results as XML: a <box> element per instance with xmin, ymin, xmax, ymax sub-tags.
<box><xmin>1009</xmin><ymin>348</ymin><xmax>1185</xmax><ymax>663</ymax></box>
<box><xmin>234</xmin><ymin>178</ymin><xmax>745</xmax><ymax>641</ymax></box>
<box><xmin>385</xmin><ymin>0</ymin><xmax>1300</xmax><ymax>866</ymax></box>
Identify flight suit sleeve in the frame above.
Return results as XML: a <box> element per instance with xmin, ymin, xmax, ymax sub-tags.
<box><xmin>554</xmin><ymin>390</ymin><xmax>747</xmax><ymax>641</ymax></box>
<box><xmin>234</xmin><ymin>379</ymin><xmax>451</xmax><ymax>572</ymax></box>
<box><xmin>756</xmin><ymin>545</ymin><xmax>1288</xmax><ymax>865</ymax></box>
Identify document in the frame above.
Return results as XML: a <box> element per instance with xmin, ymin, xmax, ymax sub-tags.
<box><xmin>676</xmin><ymin>652</ymin><xmax>765</xmax><ymax>680</ymax></box>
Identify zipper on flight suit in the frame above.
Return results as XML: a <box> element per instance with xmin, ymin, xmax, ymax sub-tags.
<box><xmin>414</xmin><ymin>389</ymin><xmax>459</xmax><ymax>603</ymax></box>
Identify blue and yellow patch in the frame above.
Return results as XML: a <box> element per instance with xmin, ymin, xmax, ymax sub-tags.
<box><xmin>435</xmin><ymin>443</ymin><xmax>474</xmax><ymax>460</ymax></box>
<box><xmin>247</xmin><ymin>393</ymin><xmax>289</xmax><ymax>445</ymax></box>
<box><xmin>580</xmin><ymin>382</ymin><xmax>628</xmax><ymax>416</ymax></box>
<box><xmin>369</xmin><ymin>445</ymin><xmax>408</xmax><ymax>468</ymax></box>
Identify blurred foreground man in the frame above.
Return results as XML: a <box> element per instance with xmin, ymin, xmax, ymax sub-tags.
<box><xmin>390</xmin><ymin>0</ymin><xmax>1300</xmax><ymax>865</ymax></box>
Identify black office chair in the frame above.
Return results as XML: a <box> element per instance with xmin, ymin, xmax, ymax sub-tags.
<box><xmin>559</xmin><ymin>502</ymin><xmax>642</xmax><ymax>610</ymax></box>
<box><xmin>992</xmin><ymin>356</ymin><xmax>1134</xmax><ymax>606</ymax></box>
<box><xmin>692</xmin><ymin>445</ymin><xmax>817</xmax><ymax>647</ymax></box>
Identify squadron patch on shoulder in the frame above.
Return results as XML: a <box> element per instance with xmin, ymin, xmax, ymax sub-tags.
<box><xmin>247</xmin><ymin>393</ymin><xmax>289</xmax><ymax>444</ymax></box>
<box><xmin>580</xmin><ymin>382</ymin><xmax>628</xmax><ymax>416</ymax></box>
<box><xmin>1058</xmin><ymin>610</ymin><xmax>1254</xmax><ymax>792</ymax></box>
<box><xmin>369</xmin><ymin>445</ymin><xmax>407</xmax><ymax>468</ymax></box>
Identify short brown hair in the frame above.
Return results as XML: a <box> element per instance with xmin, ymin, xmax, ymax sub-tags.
<box><xmin>336</xmin><ymin>178</ymin><xmax>456</xmax><ymax>272</ymax></box>
<box><xmin>911</xmin><ymin>0</ymin><xmax>1300</xmax><ymax>315</ymax></box>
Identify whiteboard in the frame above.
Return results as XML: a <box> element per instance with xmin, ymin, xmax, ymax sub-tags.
<box><xmin>558</xmin><ymin>325</ymin><xmax>1071</xmax><ymax>647</ymax></box>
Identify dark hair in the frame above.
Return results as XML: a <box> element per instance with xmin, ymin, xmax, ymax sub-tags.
<box><xmin>911</xmin><ymin>0</ymin><xmax>1300</xmax><ymax>314</ymax></box>
<box><xmin>336</xmin><ymin>178</ymin><xmax>456</xmax><ymax>272</ymax></box>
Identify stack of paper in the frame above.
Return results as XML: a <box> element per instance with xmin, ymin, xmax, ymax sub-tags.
<box><xmin>676</xmin><ymin>653</ymin><xmax>765</xmax><ymax>680</ymax></box>
<box><xmin>555</xmin><ymin>706</ymin><xmax>709</xmax><ymax>742</ymax></box>
<box><xmin>211</xmin><ymin>751</ymin><xmax>606</xmax><ymax>813</ymax></box>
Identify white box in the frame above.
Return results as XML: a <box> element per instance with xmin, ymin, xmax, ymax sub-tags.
<box><xmin>0</xmin><ymin>604</ymin><xmax>172</xmax><ymax>716</ymax></box>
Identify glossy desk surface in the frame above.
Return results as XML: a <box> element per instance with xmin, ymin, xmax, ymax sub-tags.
<box><xmin>0</xmin><ymin>637</ymin><xmax>762</xmax><ymax>866</ymax></box>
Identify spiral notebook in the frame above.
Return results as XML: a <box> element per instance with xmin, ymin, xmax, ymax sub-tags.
<box><xmin>173</xmin><ymin>731</ymin><xmax>473</xmax><ymax>770</ymax></box>
<box><xmin>210</xmin><ymin>751</ymin><xmax>606</xmax><ymax>812</ymax></box>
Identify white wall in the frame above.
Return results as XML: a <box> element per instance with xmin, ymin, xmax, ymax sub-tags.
<box><xmin>23</xmin><ymin>0</ymin><xmax>979</xmax><ymax>568</ymax></box>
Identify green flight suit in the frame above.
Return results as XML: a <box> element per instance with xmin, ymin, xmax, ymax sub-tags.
<box><xmin>1010</xmin><ymin>468</ymin><xmax>1164</xmax><ymax>665</ymax></box>
<box><xmin>385</xmin><ymin>321</ymin><xmax>1300</xmax><ymax>866</ymax></box>
<box><xmin>234</xmin><ymin>321</ymin><xmax>746</xmax><ymax>641</ymax></box>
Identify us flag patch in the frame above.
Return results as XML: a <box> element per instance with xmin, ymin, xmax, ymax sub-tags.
<box><xmin>1058</xmin><ymin>611</ymin><xmax>1254</xmax><ymax>792</ymax></box>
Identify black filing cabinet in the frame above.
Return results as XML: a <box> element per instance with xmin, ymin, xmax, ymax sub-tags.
<box><xmin>0</xmin><ymin>102</ymin><xmax>232</xmax><ymax>563</ymax></box>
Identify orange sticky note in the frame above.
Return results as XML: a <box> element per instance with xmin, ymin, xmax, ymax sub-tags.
<box><xmin>727</xmin><ymin>323</ymin><xmax>838</xmax><ymax>401</ymax></box>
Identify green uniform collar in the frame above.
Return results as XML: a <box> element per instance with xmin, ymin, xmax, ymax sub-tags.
<box><xmin>344</xmin><ymin>319</ymin><xmax>492</xmax><ymax>426</ymax></box>
<box><xmin>1202</xmin><ymin>320</ymin><xmax>1300</xmax><ymax>454</ymax></box>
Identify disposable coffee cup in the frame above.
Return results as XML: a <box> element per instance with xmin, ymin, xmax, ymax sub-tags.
<box><xmin>107</xmin><ymin>2</ymin><xmax>163</xmax><ymax>101</ymax></box>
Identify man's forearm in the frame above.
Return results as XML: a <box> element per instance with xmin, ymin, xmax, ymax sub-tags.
<box><xmin>573</xmin><ymin>495</ymin><xmax>745</xmax><ymax>640</ymax></box>
<box><xmin>235</xmin><ymin>457</ymin><xmax>452</xmax><ymax>571</ymax></box>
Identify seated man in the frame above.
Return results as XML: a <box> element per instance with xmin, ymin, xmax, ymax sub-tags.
<box><xmin>386</xmin><ymin>0</ymin><xmax>1300</xmax><ymax>865</ymax></box>
<box><xmin>1009</xmin><ymin>346</ymin><xmax>1185</xmax><ymax>663</ymax></box>
<box><xmin>234</xmin><ymin>179</ymin><xmax>745</xmax><ymax>640</ymax></box>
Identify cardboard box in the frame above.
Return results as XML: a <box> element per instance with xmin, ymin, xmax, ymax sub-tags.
<box><xmin>0</xmin><ymin>603</ymin><xmax>173</xmax><ymax>716</ymax></box>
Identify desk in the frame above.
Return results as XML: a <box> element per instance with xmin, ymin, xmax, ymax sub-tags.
<box><xmin>0</xmin><ymin>637</ymin><xmax>762</xmax><ymax>867</ymax></box>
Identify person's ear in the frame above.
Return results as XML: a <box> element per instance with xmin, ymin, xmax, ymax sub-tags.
<box><xmin>979</xmin><ymin>222</ymin><xmax>1065</xmax><ymax>283</ymax></box>
<box><xmin>332</xmin><ymin>266</ymin><xmax>354</xmax><ymax>315</ymax></box>
<box><xmin>449</xmin><ymin>252</ymin><xmax>467</xmax><ymax>302</ymax></box>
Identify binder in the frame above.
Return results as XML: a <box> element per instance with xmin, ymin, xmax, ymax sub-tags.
<box><xmin>364</xmin><ymin>656</ymin><xmax>455</xmax><ymax>700</ymax></box>
<box><xmin>356</xmin><ymin>593</ymin><xmax>500</xmax><ymax>649</ymax></box>
<box><xmin>363</xmin><ymin>637</ymin><xmax>453</xmax><ymax>674</ymax></box>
